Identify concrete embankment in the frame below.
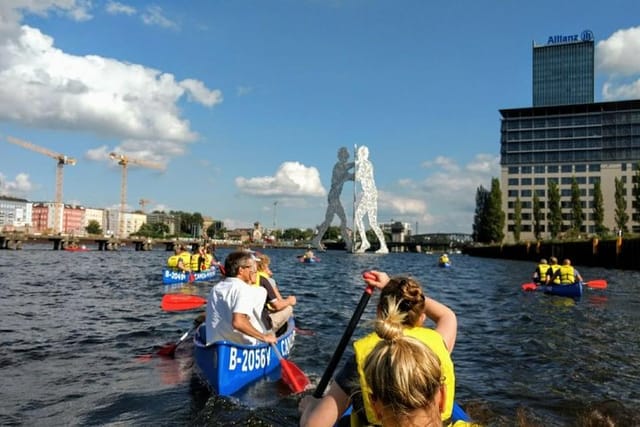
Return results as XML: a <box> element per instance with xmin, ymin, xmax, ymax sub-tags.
<box><xmin>463</xmin><ymin>237</ymin><xmax>639</xmax><ymax>271</ymax></box>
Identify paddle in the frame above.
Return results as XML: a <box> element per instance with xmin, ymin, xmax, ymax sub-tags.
<box><xmin>271</xmin><ymin>343</ymin><xmax>310</xmax><ymax>393</ymax></box>
<box><xmin>313</xmin><ymin>273</ymin><xmax>376</xmax><ymax>398</ymax></box>
<box><xmin>522</xmin><ymin>279</ymin><xmax>608</xmax><ymax>291</ymax></box>
<box><xmin>157</xmin><ymin>314</ymin><xmax>205</xmax><ymax>357</ymax></box>
<box><xmin>161</xmin><ymin>294</ymin><xmax>206</xmax><ymax>311</ymax></box>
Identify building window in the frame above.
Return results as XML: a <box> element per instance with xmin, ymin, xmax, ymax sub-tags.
<box><xmin>508</xmin><ymin>178</ymin><xmax>519</xmax><ymax>186</ymax></box>
<box><xmin>521</xmin><ymin>166</ymin><xmax>532</xmax><ymax>174</ymax></box>
<box><xmin>534</xmin><ymin>177</ymin><xmax>545</xmax><ymax>185</ymax></box>
<box><xmin>534</xmin><ymin>165</ymin><xmax>545</xmax><ymax>174</ymax></box>
<box><xmin>508</xmin><ymin>166</ymin><xmax>519</xmax><ymax>174</ymax></box>
<box><xmin>588</xmin><ymin>164</ymin><xmax>600</xmax><ymax>172</ymax></box>
<box><xmin>521</xmin><ymin>178</ymin><xmax>532</xmax><ymax>186</ymax></box>
<box><xmin>548</xmin><ymin>165</ymin><xmax>559</xmax><ymax>173</ymax></box>
<box><xmin>561</xmin><ymin>165</ymin><xmax>572</xmax><ymax>173</ymax></box>
<box><xmin>575</xmin><ymin>164</ymin><xmax>586</xmax><ymax>172</ymax></box>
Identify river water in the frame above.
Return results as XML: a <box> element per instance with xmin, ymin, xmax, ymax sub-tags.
<box><xmin>1</xmin><ymin>245</ymin><xmax>639</xmax><ymax>426</ymax></box>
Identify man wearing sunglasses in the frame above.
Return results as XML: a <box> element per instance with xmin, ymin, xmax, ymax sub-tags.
<box><xmin>206</xmin><ymin>250</ymin><xmax>277</xmax><ymax>345</ymax></box>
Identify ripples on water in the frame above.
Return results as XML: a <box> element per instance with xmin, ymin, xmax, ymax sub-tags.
<box><xmin>1</xmin><ymin>246</ymin><xmax>639</xmax><ymax>426</ymax></box>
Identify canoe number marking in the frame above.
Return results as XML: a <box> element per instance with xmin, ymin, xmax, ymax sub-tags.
<box><xmin>227</xmin><ymin>335</ymin><xmax>296</xmax><ymax>372</ymax></box>
<box><xmin>228</xmin><ymin>347</ymin><xmax>271</xmax><ymax>372</ymax></box>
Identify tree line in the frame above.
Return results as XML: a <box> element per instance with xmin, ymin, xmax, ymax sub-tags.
<box><xmin>473</xmin><ymin>165</ymin><xmax>640</xmax><ymax>244</ymax></box>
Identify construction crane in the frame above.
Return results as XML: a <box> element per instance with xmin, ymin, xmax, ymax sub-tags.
<box><xmin>139</xmin><ymin>198</ymin><xmax>153</xmax><ymax>213</ymax></box>
<box><xmin>7</xmin><ymin>136</ymin><xmax>76</xmax><ymax>234</ymax></box>
<box><xmin>109</xmin><ymin>152</ymin><xmax>163</xmax><ymax>238</ymax></box>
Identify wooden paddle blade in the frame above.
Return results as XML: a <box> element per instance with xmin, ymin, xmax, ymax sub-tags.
<box><xmin>161</xmin><ymin>294</ymin><xmax>206</xmax><ymax>311</ymax></box>
<box><xmin>521</xmin><ymin>283</ymin><xmax>539</xmax><ymax>291</ymax></box>
<box><xmin>586</xmin><ymin>279</ymin><xmax>607</xmax><ymax>289</ymax></box>
<box><xmin>280</xmin><ymin>359</ymin><xmax>310</xmax><ymax>393</ymax></box>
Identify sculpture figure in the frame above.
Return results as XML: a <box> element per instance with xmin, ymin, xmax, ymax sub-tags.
<box><xmin>312</xmin><ymin>147</ymin><xmax>354</xmax><ymax>251</ymax></box>
<box><xmin>354</xmin><ymin>145</ymin><xmax>388</xmax><ymax>254</ymax></box>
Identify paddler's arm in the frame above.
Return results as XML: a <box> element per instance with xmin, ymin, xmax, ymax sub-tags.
<box><xmin>363</xmin><ymin>270</ymin><xmax>457</xmax><ymax>353</ymax></box>
<box><xmin>423</xmin><ymin>296</ymin><xmax>457</xmax><ymax>353</ymax></box>
<box><xmin>231</xmin><ymin>313</ymin><xmax>277</xmax><ymax>344</ymax></box>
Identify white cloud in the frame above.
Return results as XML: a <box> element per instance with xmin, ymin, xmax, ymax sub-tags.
<box><xmin>0</xmin><ymin>2</ymin><xmax>220</xmax><ymax>167</ymax></box>
<box><xmin>106</xmin><ymin>1</ymin><xmax>136</xmax><ymax>16</ymax></box>
<box><xmin>597</xmin><ymin>26</ymin><xmax>640</xmax><ymax>100</ymax></box>
<box><xmin>180</xmin><ymin>79</ymin><xmax>223</xmax><ymax>107</ymax></box>
<box><xmin>236</xmin><ymin>162</ymin><xmax>326</xmax><ymax>197</ymax></box>
<box><xmin>383</xmin><ymin>154</ymin><xmax>500</xmax><ymax>233</ymax></box>
<box><xmin>0</xmin><ymin>172</ymin><xmax>36</xmax><ymax>196</ymax></box>
<box><xmin>141</xmin><ymin>5</ymin><xmax>177</xmax><ymax>29</ymax></box>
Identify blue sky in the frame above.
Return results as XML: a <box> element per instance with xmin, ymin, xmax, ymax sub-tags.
<box><xmin>1</xmin><ymin>1</ymin><xmax>640</xmax><ymax>233</ymax></box>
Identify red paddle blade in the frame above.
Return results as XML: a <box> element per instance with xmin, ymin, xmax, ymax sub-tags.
<box><xmin>161</xmin><ymin>294</ymin><xmax>206</xmax><ymax>311</ymax></box>
<box><xmin>586</xmin><ymin>279</ymin><xmax>607</xmax><ymax>289</ymax></box>
<box><xmin>188</xmin><ymin>272</ymin><xmax>195</xmax><ymax>283</ymax></box>
<box><xmin>156</xmin><ymin>343</ymin><xmax>178</xmax><ymax>357</ymax></box>
<box><xmin>280</xmin><ymin>359</ymin><xmax>310</xmax><ymax>393</ymax></box>
<box><xmin>522</xmin><ymin>283</ymin><xmax>538</xmax><ymax>291</ymax></box>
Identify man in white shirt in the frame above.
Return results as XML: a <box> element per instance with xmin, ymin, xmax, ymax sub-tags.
<box><xmin>206</xmin><ymin>250</ymin><xmax>277</xmax><ymax>345</ymax></box>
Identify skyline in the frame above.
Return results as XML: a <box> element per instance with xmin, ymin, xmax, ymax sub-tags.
<box><xmin>2</xmin><ymin>1</ymin><xmax>640</xmax><ymax>233</ymax></box>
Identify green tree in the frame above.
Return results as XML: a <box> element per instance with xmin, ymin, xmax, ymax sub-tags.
<box><xmin>319</xmin><ymin>225</ymin><xmax>341</xmax><ymax>241</ymax></box>
<box><xmin>171</xmin><ymin>211</ymin><xmax>205</xmax><ymax>237</ymax></box>
<box><xmin>570</xmin><ymin>176</ymin><xmax>583</xmax><ymax>234</ymax></box>
<box><xmin>472</xmin><ymin>185</ymin><xmax>490</xmax><ymax>243</ymax></box>
<box><xmin>614</xmin><ymin>177</ymin><xmax>629</xmax><ymax>233</ymax></box>
<box><xmin>487</xmin><ymin>177</ymin><xmax>505</xmax><ymax>243</ymax></box>
<box><xmin>513</xmin><ymin>196</ymin><xmax>522</xmax><ymax>242</ymax></box>
<box><xmin>85</xmin><ymin>220</ymin><xmax>103</xmax><ymax>235</ymax></box>
<box><xmin>547</xmin><ymin>179</ymin><xmax>562</xmax><ymax>239</ymax></box>
<box><xmin>592</xmin><ymin>180</ymin><xmax>606</xmax><ymax>235</ymax></box>
<box><xmin>206</xmin><ymin>220</ymin><xmax>225</xmax><ymax>238</ymax></box>
<box><xmin>282</xmin><ymin>228</ymin><xmax>306</xmax><ymax>240</ymax></box>
<box><xmin>533</xmin><ymin>191</ymin><xmax>542</xmax><ymax>240</ymax></box>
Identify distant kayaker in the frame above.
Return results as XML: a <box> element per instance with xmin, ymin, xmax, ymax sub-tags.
<box><xmin>303</xmin><ymin>246</ymin><xmax>315</xmax><ymax>261</ymax></box>
<box><xmin>205</xmin><ymin>250</ymin><xmax>276</xmax><ymax>346</ymax></box>
<box><xmin>531</xmin><ymin>258</ymin><xmax>549</xmax><ymax>285</ymax></box>
<box><xmin>549</xmin><ymin>258</ymin><xmax>583</xmax><ymax>285</ymax></box>
<box><xmin>439</xmin><ymin>253</ymin><xmax>450</xmax><ymax>265</ymax></box>
<box><xmin>166</xmin><ymin>244</ymin><xmax>191</xmax><ymax>272</ymax></box>
<box><xmin>545</xmin><ymin>256</ymin><xmax>561</xmax><ymax>285</ymax></box>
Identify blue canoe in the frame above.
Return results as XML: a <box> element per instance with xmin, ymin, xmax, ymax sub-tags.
<box><xmin>162</xmin><ymin>267</ymin><xmax>218</xmax><ymax>285</ymax></box>
<box><xmin>525</xmin><ymin>282</ymin><xmax>583</xmax><ymax>298</ymax></box>
<box><xmin>193</xmin><ymin>317</ymin><xmax>296</xmax><ymax>396</ymax></box>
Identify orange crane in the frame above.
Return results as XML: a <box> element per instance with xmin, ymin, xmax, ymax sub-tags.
<box><xmin>139</xmin><ymin>198</ymin><xmax>153</xmax><ymax>213</ymax></box>
<box><xmin>109</xmin><ymin>152</ymin><xmax>163</xmax><ymax>238</ymax></box>
<box><xmin>6</xmin><ymin>136</ymin><xmax>76</xmax><ymax>234</ymax></box>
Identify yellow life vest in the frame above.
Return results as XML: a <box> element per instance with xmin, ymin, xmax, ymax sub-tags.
<box><xmin>559</xmin><ymin>265</ymin><xmax>575</xmax><ymax>284</ymax></box>
<box><xmin>353</xmin><ymin>327</ymin><xmax>455</xmax><ymax>425</ymax></box>
<box><xmin>548</xmin><ymin>265</ymin><xmax>561</xmax><ymax>284</ymax></box>
<box><xmin>190</xmin><ymin>254</ymin><xmax>200</xmax><ymax>271</ymax></box>
<box><xmin>253</xmin><ymin>271</ymin><xmax>270</xmax><ymax>288</ymax></box>
<box><xmin>166</xmin><ymin>255</ymin><xmax>179</xmax><ymax>268</ymax></box>
<box><xmin>535</xmin><ymin>263</ymin><xmax>549</xmax><ymax>281</ymax></box>
<box><xmin>177</xmin><ymin>252</ymin><xmax>191</xmax><ymax>270</ymax></box>
<box><xmin>203</xmin><ymin>254</ymin><xmax>213</xmax><ymax>270</ymax></box>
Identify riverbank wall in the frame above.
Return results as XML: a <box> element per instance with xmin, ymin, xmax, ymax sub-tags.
<box><xmin>463</xmin><ymin>237</ymin><xmax>639</xmax><ymax>271</ymax></box>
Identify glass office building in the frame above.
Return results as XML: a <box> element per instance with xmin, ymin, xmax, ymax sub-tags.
<box><xmin>533</xmin><ymin>40</ymin><xmax>594</xmax><ymax>107</ymax></box>
<box><xmin>500</xmin><ymin>100</ymin><xmax>640</xmax><ymax>240</ymax></box>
